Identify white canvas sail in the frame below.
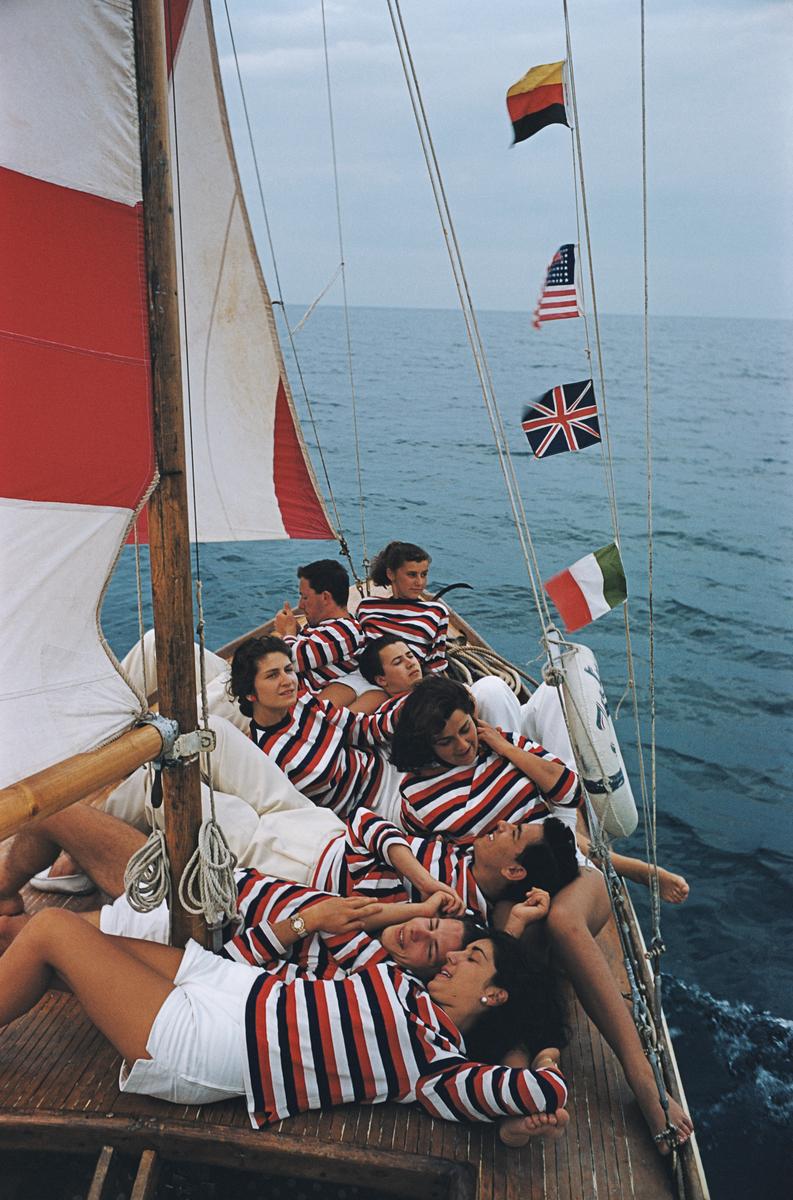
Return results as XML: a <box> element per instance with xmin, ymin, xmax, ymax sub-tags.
<box><xmin>0</xmin><ymin>0</ymin><xmax>333</xmax><ymax>791</ymax></box>
<box><xmin>146</xmin><ymin>0</ymin><xmax>336</xmax><ymax>543</ymax></box>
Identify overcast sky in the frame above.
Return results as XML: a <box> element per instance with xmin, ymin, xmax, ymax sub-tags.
<box><xmin>212</xmin><ymin>0</ymin><xmax>792</xmax><ymax>319</ymax></box>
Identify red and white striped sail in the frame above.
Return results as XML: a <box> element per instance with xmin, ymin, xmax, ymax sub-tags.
<box><xmin>0</xmin><ymin>0</ymin><xmax>333</xmax><ymax>788</ymax></box>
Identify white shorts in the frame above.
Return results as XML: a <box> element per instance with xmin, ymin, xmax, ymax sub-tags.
<box><xmin>119</xmin><ymin>939</ymin><xmax>254</xmax><ymax>1105</ymax></box>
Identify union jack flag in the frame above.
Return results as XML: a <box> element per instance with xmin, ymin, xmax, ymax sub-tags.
<box><xmin>532</xmin><ymin>243</ymin><xmax>580</xmax><ymax>329</ymax></box>
<box><xmin>521</xmin><ymin>379</ymin><xmax>600</xmax><ymax>459</ymax></box>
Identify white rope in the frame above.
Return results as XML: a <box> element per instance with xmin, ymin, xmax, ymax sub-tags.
<box><xmin>124</xmin><ymin>825</ymin><xmax>170</xmax><ymax>913</ymax></box>
<box><xmin>291</xmin><ymin>263</ymin><xmax>343</xmax><ymax>335</ymax></box>
<box><xmin>219</xmin><ymin>0</ymin><xmax>363</xmax><ymax>584</ymax></box>
<box><xmin>319</xmin><ymin>0</ymin><xmax>370</xmax><ymax>574</ymax></box>
<box><xmin>386</xmin><ymin>0</ymin><xmax>556</xmax><ymax>648</ymax></box>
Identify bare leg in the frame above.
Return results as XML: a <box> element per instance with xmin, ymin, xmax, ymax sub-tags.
<box><xmin>318</xmin><ymin>682</ymin><xmax>357</xmax><ymax>708</ymax></box>
<box><xmin>576</xmin><ymin>834</ymin><xmax>689</xmax><ymax>904</ymax></box>
<box><xmin>0</xmin><ymin>908</ymin><xmax>183</xmax><ymax>1063</ymax></box>
<box><xmin>348</xmin><ymin>689</ymin><xmax>389</xmax><ymax>714</ymax></box>
<box><xmin>546</xmin><ymin>868</ymin><xmax>693</xmax><ymax>1152</ymax></box>
<box><xmin>0</xmin><ymin>803</ymin><xmax>144</xmax><ymax>910</ymax></box>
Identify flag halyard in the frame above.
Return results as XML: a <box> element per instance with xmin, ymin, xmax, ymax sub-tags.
<box><xmin>522</xmin><ymin>379</ymin><xmax>600</xmax><ymax>459</ymax></box>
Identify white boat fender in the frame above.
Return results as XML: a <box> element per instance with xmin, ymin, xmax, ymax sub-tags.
<box><xmin>546</xmin><ymin>635</ymin><xmax>638</xmax><ymax>838</ymax></box>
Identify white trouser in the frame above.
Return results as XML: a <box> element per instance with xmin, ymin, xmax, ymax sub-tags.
<box><xmin>104</xmin><ymin>713</ymin><xmax>315</xmax><ymax>864</ymax></box>
<box><xmin>120</xmin><ymin>629</ymin><xmax>249</xmax><ymax>733</ymax></box>
<box><xmin>469</xmin><ymin>678</ymin><xmax>574</xmax><ymax>767</ymax></box>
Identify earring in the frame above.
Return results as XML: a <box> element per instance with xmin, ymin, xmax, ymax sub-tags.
<box><xmin>480</xmin><ymin>996</ymin><xmax>489</xmax><ymax>1006</ymax></box>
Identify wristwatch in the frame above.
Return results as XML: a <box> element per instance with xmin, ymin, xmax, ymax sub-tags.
<box><xmin>289</xmin><ymin>913</ymin><xmax>308</xmax><ymax>939</ymax></box>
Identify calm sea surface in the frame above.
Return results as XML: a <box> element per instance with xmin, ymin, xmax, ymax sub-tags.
<box><xmin>103</xmin><ymin>306</ymin><xmax>793</xmax><ymax>1198</ymax></box>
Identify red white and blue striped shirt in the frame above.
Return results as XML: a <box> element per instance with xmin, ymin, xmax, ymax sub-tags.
<box><xmin>241</xmin><ymin>940</ymin><xmax>567</xmax><ymax>1127</ymax></box>
<box><xmin>311</xmin><ymin>807</ymin><xmax>490</xmax><ymax>922</ymax></box>
<box><xmin>284</xmin><ymin>615</ymin><xmax>365</xmax><ymax>692</ymax></box>
<box><xmin>251</xmin><ymin>691</ymin><xmax>404</xmax><ymax>817</ymax></box>
<box><xmin>223</xmin><ymin>874</ymin><xmax>390</xmax><ymax>980</ymax></box>
<box><xmin>356</xmin><ymin>595</ymin><xmax>449</xmax><ymax>673</ymax></box>
<box><xmin>400</xmin><ymin>732</ymin><xmax>581</xmax><ymax>841</ymax></box>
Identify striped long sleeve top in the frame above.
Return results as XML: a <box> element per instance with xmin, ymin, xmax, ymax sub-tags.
<box><xmin>242</xmin><ymin>952</ymin><xmax>567</xmax><ymax>1128</ymax></box>
<box><xmin>250</xmin><ymin>690</ymin><xmax>404</xmax><ymax>817</ymax></box>
<box><xmin>223</xmin><ymin>874</ymin><xmax>390</xmax><ymax>980</ymax></box>
<box><xmin>356</xmin><ymin>595</ymin><xmax>449</xmax><ymax>673</ymax></box>
<box><xmin>311</xmin><ymin>806</ymin><xmax>490</xmax><ymax>922</ymax></box>
<box><xmin>400</xmin><ymin>732</ymin><xmax>581</xmax><ymax>841</ymax></box>
<box><xmin>284</xmin><ymin>615</ymin><xmax>365</xmax><ymax>692</ymax></box>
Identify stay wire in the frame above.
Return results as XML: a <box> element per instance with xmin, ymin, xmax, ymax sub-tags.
<box><xmin>387</xmin><ymin>0</ymin><xmax>555</xmax><ymax>642</ymax></box>
<box><xmin>640</xmin><ymin>0</ymin><xmax>664</xmax><ymax>983</ymax></box>
<box><xmin>319</xmin><ymin>0</ymin><xmax>370</xmax><ymax>575</ymax></box>
<box><xmin>220</xmin><ymin>0</ymin><xmax>360</xmax><ymax>583</ymax></box>
<box><xmin>562</xmin><ymin>0</ymin><xmax>656</xmax><ymax>913</ymax></box>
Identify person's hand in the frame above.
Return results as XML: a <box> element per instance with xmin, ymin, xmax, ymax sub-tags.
<box><xmin>274</xmin><ymin>602</ymin><xmax>299</xmax><ymax>637</ymax></box>
<box><xmin>475</xmin><ymin>719</ymin><xmax>511</xmax><ymax>755</ymax></box>
<box><xmin>530</xmin><ymin>1046</ymin><xmax>560</xmax><ymax>1072</ymax></box>
<box><xmin>304</xmin><ymin>896</ymin><xmax>382</xmax><ymax>935</ymax></box>
<box><xmin>414</xmin><ymin>882</ymin><xmax>466</xmax><ymax>917</ymax></box>
<box><xmin>504</xmin><ymin>887</ymin><xmax>551</xmax><ymax>935</ymax></box>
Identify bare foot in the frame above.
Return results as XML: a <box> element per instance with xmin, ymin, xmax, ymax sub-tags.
<box><xmin>499</xmin><ymin>1107</ymin><xmax>569</xmax><ymax>1147</ymax></box>
<box><xmin>0</xmin><ymin>912</ymin><xmax>30</xmax><ymax>952</ymax></box>
<box><xmin>657</xmin><ymin>868</ymin><xmax>689</xmax><ymax>904</ymax></box>
<box><xmin>0</xmin><ymin>893</ymin><xmax>24</xmax><ymax>917</ymax></box>
<box><xmin>640</xmin><ymin>1090</ymin><xmax>694</xmax><ymax>1155</ymax></box>
<box><xmin>47</xmin><ymin>851</ymin><xmax>82</xmax><ymax>879</ymax></box>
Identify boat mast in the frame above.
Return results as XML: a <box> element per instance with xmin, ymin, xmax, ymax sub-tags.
<box><xmin>132</xmin><ymin>0</ymin><xmax>206</xmax><ymax>948</ymax></box>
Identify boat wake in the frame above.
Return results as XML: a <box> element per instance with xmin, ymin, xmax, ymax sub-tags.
<box><xmin>665</xmin><ymin>974</ymin><xmax>793</xmax><ymax>1190</ymax></box>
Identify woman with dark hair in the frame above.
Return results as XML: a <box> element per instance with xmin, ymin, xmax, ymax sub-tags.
<box><xmin>391</xmin><ymin>677</ymin><xmax>580</xmax><ymax>840</ymax></box>
<box><xmin>228</xmin><ymin>636</ymin><xmax>404</xmax><ymax>818</ymax></box>
<box><xmin>356</xmin><ymin>541</ymin><xmax>449</xmax><ymax>674</ymax></box>
<box><xmin>388</xmin><ymin>675</ymin><xmax>694</xmax><ymax>1152</ymax></box>
<box><xmin>0</xmin><ymin>906</ymin><xmax>568</xmax><ymax>1137</ymax></box>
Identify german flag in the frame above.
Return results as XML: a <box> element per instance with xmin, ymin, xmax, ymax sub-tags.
<box><xmin>506</xmin><ymin>61</ymin><xmax>569</xmax><ymax>144</ymax></box>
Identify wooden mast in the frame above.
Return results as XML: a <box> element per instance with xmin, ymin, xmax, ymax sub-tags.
<box><xmin>132</xmin><ymin>0</ymin><xmax>206</xmax><ymax>948</ymax></box>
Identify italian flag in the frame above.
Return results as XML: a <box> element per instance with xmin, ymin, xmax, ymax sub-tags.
<box><xmin>544</xmin><ymin>543</ymin><xmax>627</xmax><ymax>633</ymax></box>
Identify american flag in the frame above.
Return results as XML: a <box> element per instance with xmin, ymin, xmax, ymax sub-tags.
<box><xmin>521</xmin><ymin>379</ymin><xmax>600</xmax><ymax>459</ymax></box>
<box><xmin>532</xmin><ymin>243</ymin><xmax>580</xmax><ymax>329</ymax></box>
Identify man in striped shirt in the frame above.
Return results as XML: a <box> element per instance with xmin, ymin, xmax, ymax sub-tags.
<box><xmin>272</xmin><ymin>559</ymin><xmax>366</xmax><ymax>703</ymax></box>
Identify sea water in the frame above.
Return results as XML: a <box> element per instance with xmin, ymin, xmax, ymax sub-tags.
<box><xmin>103</xmin><ymin>306</ymin><xmax>793</xmax><ymax>1197</ymax></box>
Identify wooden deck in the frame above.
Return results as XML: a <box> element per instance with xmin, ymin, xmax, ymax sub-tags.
<box><xmin>0</xmin><ymin>886</ymin><xmax>694</xmax><ymax>1199</ymax></box>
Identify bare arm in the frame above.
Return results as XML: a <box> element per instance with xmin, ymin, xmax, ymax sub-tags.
<box><xmin>476</xmin><ymin>721</ymin><xmax>566</xmax><ymax>795</ymax></box>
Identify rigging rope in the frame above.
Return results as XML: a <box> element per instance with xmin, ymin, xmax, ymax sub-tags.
<box><xmin>320</xmin><ymin>0</ymin><xmax>370</xmax><ymax>576</ymax></box>
<box><xmin>219</xmin><ymin>0</ymin><xmax>362</xmax><ymax>586</ymax></box>
<box><xmin>389</xmin><ymin>0</ymin><xmax>675</xmax><ymax>1144</ymax></box>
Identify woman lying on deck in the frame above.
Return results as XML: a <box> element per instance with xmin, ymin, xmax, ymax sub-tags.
<box><xmin>0</xmin><ymin>906</ymin><xmax>568</xmax><ymax>1142</ymax></box>
<box><xmin>389</xmin><ymin>676</ymin><xmax>694</xmax><ymax>1153</ymax></box>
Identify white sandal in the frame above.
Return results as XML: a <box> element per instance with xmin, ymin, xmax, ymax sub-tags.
<box><xmin>29</xmin><ymin>866</ymin><xmax>95</xmax><ymax>895</ymax></box>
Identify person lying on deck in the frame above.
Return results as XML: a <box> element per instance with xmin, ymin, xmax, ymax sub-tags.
<box><xmin>0</xmin><ymin>791</ymin><xmax>579</xmax><ymax>938</ymax></box>
<box><xmin>0</xmin><ymin>904</ymin><xmax>568</xmax><ymax>1143</ymax></box>
<box><xmin>388</xmin><ymin>676</ymin><xmax>694</xmax><ymax>1153</ymax></box>
<box><xmin>271</xmin><ymin>558</ymin><xmax>369</xmax><ymax>708</ymax></box>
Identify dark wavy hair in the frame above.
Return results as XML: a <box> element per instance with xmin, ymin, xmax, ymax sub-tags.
<box><xmin>389</xmin><ymin>676</ymin><xmax>475</xmax><ymax>772</ymax></box>
<box><xmin>369</xmin><ymin>540</ymin><xmax>431</xmax><ymax>588</ymax></box>
<box><xmin>298</xmin><ymin>559</ymin><xmax>350</xmax><ymax>607</ymax></box>
<box><xmin>358</xmin><ymin>634</ymin><xmax>416</xmax><ymax>685</ymax></box>
<box><xmin>228</xmin><ymin>635</ymin><xmax>292</xmax><ymax>718</ymax></box>
<box><xmin>498</xmin><ymin>817</ymin><xmax>580</xmax><ymax>903</ymax></box>
<box><xmin>463</xmin><ymin>930</ymin><xmax>567</xmax><ymax>1062</ymax></box>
